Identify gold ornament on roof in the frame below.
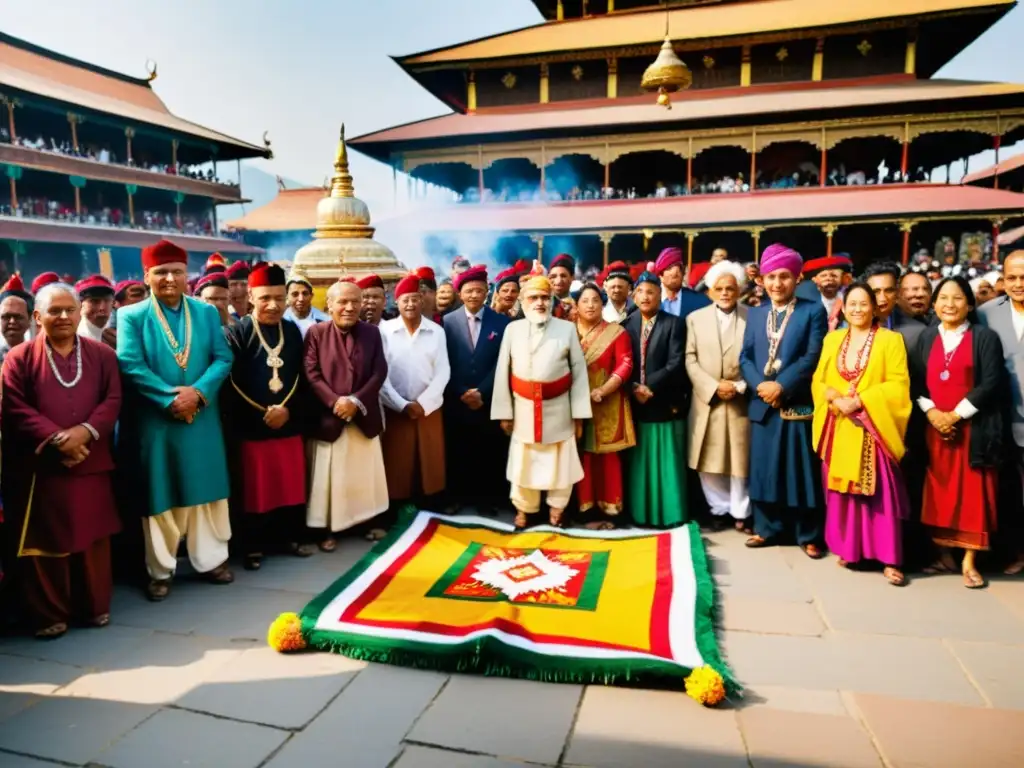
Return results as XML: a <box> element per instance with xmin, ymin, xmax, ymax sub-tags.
<box><xmin>858</xmin><ymin>39</ymin><xmax>873</xmax><ymax>56</ymax></box>
<box><xmin>291</xmin><ymin>124</ymin><xmax>406</xmax><ymax>308</ymax></box>
<box><xmin>571</xmin><ymin>64</ymin><xmax>584</xmax><ymax>81</ymax></box>
<box><xmin>776</xmin><ymin>47</ymin><xmax>789</xmax><ymax>62</ymax></box>
<box><xmin>502</xmin><ymin>72</ymin><xmax>518</xmax><ymax>89</ymax></box>
<box><xmin>641</xmin><ymin>38</ymin><xmax>692</xmax><ymax>109</ymax></box>
<box><xmin>703</xmin><ymin>55</ymin><xmax>715</xmax><ymax>69</ymax></box>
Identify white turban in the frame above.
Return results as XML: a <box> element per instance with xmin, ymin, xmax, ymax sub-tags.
<box><xmin>704</xmin><ymin>260</ymin><xmax>748</xmax><ymax>292</ymax></box>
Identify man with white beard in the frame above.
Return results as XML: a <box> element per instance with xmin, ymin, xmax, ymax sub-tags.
<box><xmin>491</xmin><ymin>265</ymin><xmax>592</xmax><ymax>529</ymax></box>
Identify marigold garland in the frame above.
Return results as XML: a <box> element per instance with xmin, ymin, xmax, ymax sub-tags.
<box><xmin>268</xmin><ymin>612</ymin><xmax>306</xmax><ymax>653</ymax></box>
<box><xmin>684</xmin><ymin>665</ymin><xmax>726</xmax><ymax>707</ymax></box>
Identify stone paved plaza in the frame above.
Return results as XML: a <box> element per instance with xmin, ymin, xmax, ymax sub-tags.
<box><xmin>1</xmin><ymin>527</ymin><xmax>1024</xmax><ymax>767</ymax></box>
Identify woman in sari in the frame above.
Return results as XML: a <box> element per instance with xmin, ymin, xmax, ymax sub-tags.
<box><xmin>910</xmin><ymin>276</ymin><xmax>1005</xmax><ymax>589</ymax></box>
<box><xmin>574</xmin><ymin>283</ymin><xmax>635</xmax><ymax>529</ymax></box>
<box><xmin>812</xmin><ymin>282</ymin><xmax>912</xmax><ymax>586</ymax></box>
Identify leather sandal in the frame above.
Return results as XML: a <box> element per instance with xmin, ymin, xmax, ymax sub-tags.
<box><xmin>801</xmin><ymin>543</ymin><xmax>825</xmax><ymax>560</ymax></box>
<box><xmin>319</xmin><ymin>537</ymin><xmax>337</xmax><ymax>553</ymax></box>
<box><xmin>963</xmin><ymin>568</ymin><xmax>987</xmax><ymax>589</ymax></box>
<box><xmin>548</xmin><ymin>508</ymin><xmax>566</xmax><ymax>528</ymax></box>
<box><xmin>90</xmin><ymin>613</ymin><xmax>111</xmax><ymax>628</ymax></box>
<box><xmin>146</xmin><ymin>579</ymin><xmax>171</xmax><ymax>602</ymax></box>
<box><xmin>243</xmin><ymin>554</ymin><xmax>263</xmax><ymax>571</ymax></box>
<box><xmin>289</xmin><ymin>542</ymin><xmax>316</xmax><ymax>558</ymax></box>
<box><xmin>883</xmin><ymin>567</ymin><xmax>906</xmax><ymax>587</ymax></box>
<box><xmin>745</xmin><ymin>535</ymin><xmax>770</xmax><ymax>548</ymax></box>
<box><xmin>513</xmin><ymin>511</ymin><xmax>529</xmax><ymax>530</ymax></box>
<box><xmin>205</xmin><ymin>564</ymin><xmax>235</xmax><ymax>585</ymax></box>
<box><xmin>35</xmin><ymin>622</ymin><xmax>67</xmax><ymax>640</ymax></box>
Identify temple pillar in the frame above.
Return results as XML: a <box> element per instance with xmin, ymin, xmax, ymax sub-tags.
<box><xmin>750</xmin><ymin>130</ymin><xmax>757</xmax><ymax>188</ymax></box>
<box><xmin>607</xmin><ymin>57</ymin><xmax>618</xmax><ymax>99</ymax></box>
<box><xmin>8</xmin><ymin>174</ymin><xmax>16</xmax><ymax>211</ymax></box>
<box><xmin>901</xmin><ymin>122</ymin><xmax>910</xmax><ymax>178</ymax></box>
<box><xmin>477</xmin><ymin>146</ymin><xmax>485</xmax><ymax>200</ymax></box>
<box><xmin>125</xmin><ymin>127</ymin><xmax>134</xmax><ymax>164</ymax></box>
<box><xmin>822</xmin><ymin>224</ymin><xmax>837</xmax><ymax>257</ymax></box>
<box><xmin>604</xmin><ymin>142</ymin><xmax>611</xmax><ymax>189</ymax></box>
<box><xmin>993</xmin><ymin>134</ymin><xmax>1002</xmax><ymax>189</ymax></box>
<box><xmin>820</xmin><ymin>127</ymin><xmax>827</xmax><ymax>187</ymax></box>
<box><xmin>750</xmin><ymin>227</ymin><xmax>764</xmax><ymax>262</ymax></box>
<box><xmin>540</xmin><ymin>143</ymin><xmax>547</xmax><ymax>199</ymax></box>
<box><xmin>171</xmin><ymin>139</ymin><xmax>178</xmax><ymax>170</ymax></box>
<box><xmin>685</xmin><ymin>230</ymin><xmax>698</xmax><ymax>273</ymax></box>
<box><xmin>67</xmin><ymin>113</ymin><xmax>80</xmax><ymax>152</ymax></box>
<box><xmin>812</xmin><ymin>38</ymin><xmax>824</xmax><ymax>82</ymax></box>
<box><xmin>556</xmin><ymin>0</ymin><xmax>564</xmax><ymax>20</ymax></box>
<box><xmin>599</xmin><ymin>232</ymin><xmax>613</xmax><ymax>268</ymax></box>
<box><xmin>899</xmin><ymin>221</ymin><xmax>915</xmax><ymax>265</ymax></box>
<box><xmin>905</xmin><ymin>30</ymin><xmax>917</xmax><ymax>75</ymax></box>
<box><xmin>5</xmin><ymin>98</ymin><xmax>16</xmax><ymax>142</ymax></box>
<box><xmin>540</xmin><ymin>63</ymin><xmax>550</xmax><ymax>104</ymax></box>
<box><xmin>687</xmin><ymin>136</ymin><xmax>693</xmax><ymax>193</ymax></box>
<box><xmin>467</xmin><ymin>71</ymin><xmax>477</xmax><ymax>112</ymax></box>
<box><xmin>992</xmin><ymin>217</ymin><xmax>1004</xmax><ymax>262</ymax></box>
<box><xmin>531</xmin><ymin>234</ymin><xmax>544</xmax><ymax>263</ymax></box>
<box><xmin>608</xmin><ymin>0</ymin><xmax>614</xmax><ymax>11</ymax></box>
<box><xmin>740</xmin><ymin>46</ymin><xmax>752</xmax><ymax>87</ymax></box>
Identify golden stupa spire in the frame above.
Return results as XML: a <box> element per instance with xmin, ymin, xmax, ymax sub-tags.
<box><xmin>330</xmin><ymin>124</ymin><xmax>355</xmax><ymax>198</ymax></box>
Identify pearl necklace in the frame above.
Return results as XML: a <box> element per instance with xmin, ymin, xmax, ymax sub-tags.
<box><xmin>45</xmin><ymin>339</ymin><xmax>83</xmax><ymax>389</ymax></box>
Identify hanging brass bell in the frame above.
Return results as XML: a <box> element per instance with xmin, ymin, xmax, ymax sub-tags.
<box><xmin>641</xmin><ymin>37</ymin><xmax>692</xmax><ymax>108</ymax></box>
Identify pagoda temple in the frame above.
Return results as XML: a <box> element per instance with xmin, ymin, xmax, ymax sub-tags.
<box><xmin>348</xmin><ymin>0</ymin><xmax>1024</xmax><ymax>274</ymax></box>
<box><xmin>0</xmin><ymin>32</ymin><xmax>268</xmax><ymax>283</ymax></box>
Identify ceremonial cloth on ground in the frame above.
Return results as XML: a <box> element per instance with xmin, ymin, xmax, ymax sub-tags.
<box><xmin>297</xmin><ymin>510</ymin><xmax>735</xmax><ymax>692</ymax></box>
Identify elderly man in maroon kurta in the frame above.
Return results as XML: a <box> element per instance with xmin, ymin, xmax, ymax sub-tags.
<box><xmin>1</xmin><ymin>283</ymin><xmax>121</xmax><ymax>639</ymax></box>
<box><xmin>304</xmin><ymin>279</ymin><xmax>389</xmax><ymax>549</ymax></box>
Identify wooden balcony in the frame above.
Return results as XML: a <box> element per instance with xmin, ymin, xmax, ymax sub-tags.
<box><xmin>0</xmin><ymin>143</ymin><xmax>244</xmax><ymax>202</ymax></box>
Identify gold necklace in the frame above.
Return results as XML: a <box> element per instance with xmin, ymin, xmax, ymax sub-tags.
<box><xmin>152</xmin><ymin>297</ymin><xmax>192</xmax><ymax>370</ymax></box>
<box><xmin>252</xmin><ymin>318</ymin><xmax>286</xmax><ymax>393</ymax></box>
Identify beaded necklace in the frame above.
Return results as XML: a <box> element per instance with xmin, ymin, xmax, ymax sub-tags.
<box><xmin>764</xmin><ymin>299</ymin><xmax>796</xmax><ymax>377</ymax></box>
<box><xmin>151</xmin><ymin>297</ymin><xmax>192</xmax><ymax>370</ymax></box>
<box><xmin>45</xmin><ymin>338</ymin><xmax>82</xmax><ymax>388</ymax></box>
<box><xmin>837</xmin><ymin>326</ymin><xmax>877</xmax><ymax>393</ymax></box>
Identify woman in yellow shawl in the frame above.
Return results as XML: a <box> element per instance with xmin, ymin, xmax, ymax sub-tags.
<box><xmin>812</xmin><ymin>282</ymin><xmax>912</xmax><ymax>586</ymax></box>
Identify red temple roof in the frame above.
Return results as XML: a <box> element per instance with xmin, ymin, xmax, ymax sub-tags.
<box><xmin>0</xmin><ymin>34</ymin><xmax>269</xmax><ymax>160</ymax></box>
<box><xmin>224</xmin><ymin>188</ymin><xmax>325</xmax><ymax>232</ymax></box>
<box><xmin>0</xmin><ymin>218</ymin><xmax>263</xmax><ymax>254</ymax></box>
<box><xmin>962</xmin><ymin>153</ymin><xmax>1024</xmax><ymax>186</ymax></box>
<box><xmin>381</xmin><ymin>184</ymin><xmax>1024</xmax><ymax>234</ymax></box>
<box><xmin>400</xmin><ymin>0</ymin><xmax>1013</xmax><ymax>66</ymax></box>
<box><xmin>351</xmin><ymin>79</ymin><xmax>1024</xmax><ymax>161</ymax></box>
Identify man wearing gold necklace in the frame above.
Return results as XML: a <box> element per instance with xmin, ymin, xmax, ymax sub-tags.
<box><xmin>117</xmin><ymin>239</ymin><xmax>235</xmax><ymax>602</ymax></box>
<box><xmin>224</xmin><ymin>263</ymin><xmax>314</xmax><ymax>570</ymax></box>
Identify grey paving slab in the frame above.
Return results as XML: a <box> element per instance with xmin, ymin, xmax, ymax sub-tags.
<box><xmin>0</xmin><ymin>696</ymin><xmax>156</xmax><ymax>765</ymax></box>
<box><xmin>266</xmin><ymin>663</ymin><xmax>447</xmax><ymax>768</ymax></box>
<box><xmin>409</xmin><ymin>676</ymin><xmax>581</xmax><ymax>764</ymax></box>
<box><xmin>708</xmin><ymin>541</ymin><xmax>815</xmax><ymax>603</ymax></box>
<box><xmin>0</xmin><ymin>625</ymin><xmax>154</xmax><ymax>670</ymax></box>
<box><xmin>228</xmin><ymin>554</ymin><xmax>350</xmax><ymax>595</ymax></box>
<box><xmin>564</xmin><ymin>685</ymin><xmax>747</xmax><ymax>768</ymax></box>
<box><xmin>787</xmin><ymin>554</ymin><xmax>1024</xmax><ymax>643</ymax></box>
<box><xmin>947</xmin><ymin>640</ymin><xmax>1024</xmax><ymax>710</ymax></box>
<box><xmin>854</xmin><ymin>693</ymin><xmax>1024</xmax><ymax>768</ymax></box>
<box><xmin>725</xmin><ymin>630</ymin><xmax>984</xmax><ymax>706</ymax></box>
<box><xmin>175</xmin><ymin>646</ymin><xmax>366</xmax><ymax>728</ymax></box>
<box><xmin>738</xmin><ymin>708</ymin><xmax>882</xmax><ymax>768</ymax></box>
<box><xmin>96</xmin><ymin>708</ymin><xmax>289</xmax><ymax>768</ymax></box>
<box><xmin>739</xmin><ymin>686</ymin><xmax>849</xmax><ymax>716</ymax></box>
<box><xmin>57</xmin><ymin>632</ymin><xmax>244</xmax><ymax>704</ymax></box>
<box><xmin>0</xmin><ymin>654</ymin><xmax>82</xmax><ymax>695</ymax></box>
<box><xmin>393</xmin><ymin>745</ymin><xmax>541</xmax><ymax>767</ymax></box>
<box><xmin>0</xmin><ymin>692</ymin><xmax>40</xmax><ymax>724</ymax></box>
<box><xmin>0</xmin><ymin>752</ymin><xmax>67</xmax><ymax>766</ymax></box>
<box><xmin>719</xmin><ymin>594</ymin><xmax>826</xmax><ymax>636</ymax></box>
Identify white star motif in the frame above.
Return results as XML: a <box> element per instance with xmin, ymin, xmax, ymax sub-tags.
<box><xmin>472</xmin><ymin>550</ymin><xmax>579</xmax><ymax>600</ymax></box>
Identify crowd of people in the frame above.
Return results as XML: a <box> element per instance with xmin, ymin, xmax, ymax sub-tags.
<box><xmin>454</xmin><ymin>162</ymin><xmax>936</xmax><ymax>203</ymax></box>
<box><xmin>0</xmin><ymin>237</ymin><xmax>1021</xmax><ymax>643</ymax></box>
<box><xmin>0</xmin><ymin>127</ymin><xmax>232</xmax><ymax>186</ymax></box>
<box><xmin>0</xmin><ymin>194</ymin><xmax>213</xmax><ymax>236</ymax></box>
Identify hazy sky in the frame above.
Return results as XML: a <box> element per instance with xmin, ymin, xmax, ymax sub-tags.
<box><xmin>4</xmin><ymin>0</ymin><xmax>1023</xmax><ymax>214</ymax></box>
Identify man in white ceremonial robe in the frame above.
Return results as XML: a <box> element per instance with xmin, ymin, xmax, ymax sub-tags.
<box><xmin>685</xmin><ymin>260</ymin><xmax>753</xmax><ymax>532</ymax></box>
<box><xmin>492</xmin><ymin>269</ymin><xmax>592</xmax><ymax>529</ymax></box>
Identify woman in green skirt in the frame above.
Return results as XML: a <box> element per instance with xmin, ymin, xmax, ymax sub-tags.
<box><xmin>623</xmin><ymin>266</ymin><xmax>689</xmax><ymax>527</ymax></box>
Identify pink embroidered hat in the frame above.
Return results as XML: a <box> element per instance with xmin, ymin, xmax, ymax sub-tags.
<box><xmin>759</xmin><ymin>243</ymin><xmax>803</xmax><ymax>276</ymax></box>
<box><xmin>653</xmin><ymin>247</ymin><xmax>684</xmax><ymax>276</ymax></box>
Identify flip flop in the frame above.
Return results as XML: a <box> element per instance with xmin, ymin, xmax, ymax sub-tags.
<box><xmin>801</xmin><ymin>543</ymin><xmax>825</xmax><ymax>560</ymax></box>
<box><xmin>35</xmin><ymin>622</ymin><xmax>67</xmax><ymax>640</ymax></box>
<box><xmin>745</xmin><ymin>535</ymin><xmax>770</xmax><ymax>548</ymax></box>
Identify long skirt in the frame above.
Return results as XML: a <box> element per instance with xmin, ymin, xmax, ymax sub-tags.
<box><xmin>577</xmin><ymin>451</ymin><xmax>624</xmax><ymax>515</ymax></box>
<box><xmin>824</xmin><ymin>445</ymin><xmax>909</xmax><ymax>566</ymax></box>
<box><xmin>627</xmin><ymin>420</ymin><xmax>688</xmax><ymax>529</ymax></box>
<box><xmin>239</xmin><ymin>436</ymin><xmax>306</xmax><ymax>514</ymax></box>
<box><xmin>381</xmin><ymin>408</ymin><xmax>446</xmax><ymax>501</ymax></box>
<box><xmin>921</xmin><ymin>424</ymin><xmax>998</xmax><ymax>550</ymax></box>
<box><xmin>306</xmin><ymin>429</ymin><xmax>389</xmax><ymax>533</ymax></box>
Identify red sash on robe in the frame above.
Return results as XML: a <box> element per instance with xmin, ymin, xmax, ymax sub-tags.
<box><xmin>510</xmin><ymin>372</ymin><xmax>573</xmax><ymax>442</ymax></box>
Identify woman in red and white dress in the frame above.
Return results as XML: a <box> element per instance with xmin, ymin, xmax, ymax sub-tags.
<box><xmin>910</xmin><ymin>276</ymin><xmax>1006</xmax><ymax>589</ymax></box>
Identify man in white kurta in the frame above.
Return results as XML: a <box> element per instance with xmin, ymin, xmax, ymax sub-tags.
<box><xmin>492</xmin><ymin>272</ymin><xmax>592</xmax><ymax>528</ymax></box>
<box><xmin>379</xmin><ymin>274</ymin><xmax>451</xmax><ymax>503</ymax></box>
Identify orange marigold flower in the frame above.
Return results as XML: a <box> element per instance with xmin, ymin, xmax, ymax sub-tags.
<box><xmin>268</xmin><ymin>612</ymin><xmax>306</xmax><ymax>653</ymax></box>
<box><xmin>684</xmin><ymin>665</ymin><xmax>727</xmax><ymax>707</ymax></box>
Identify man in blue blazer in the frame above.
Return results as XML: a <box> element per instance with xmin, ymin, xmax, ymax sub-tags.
<box><xmin>443</xmin><ymin>265</ymin><xmax>511</xmax><ymax>514</ymax></box>
<box><xmin>740</xmin><ymin>244</ymin><xmax>828</xmax><ymax>558</ymax></box>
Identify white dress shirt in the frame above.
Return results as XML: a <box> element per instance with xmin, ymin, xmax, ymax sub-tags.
<box><xmin>917</xmin><ymin>322</ymin><xmax>978</xmax><ymax>420</ymax></box>
<box><xmin>379</xmin><ymin>316</ymin><xmax>451</xmax><ymax>416</ymax></box>
<box><xmin>284</xmin><ymin>306</ymin><xmax>329</xmax><ymax>339</ymax></box>
<box><xmin>603</xmin><ymin>300</ymin><xmax>629</xmax><ymax>324</ymax></box>
<box><xmin>77</xmin><ymin>317</ymin><xmax>105</xmax><ymax>342</ymax></box>
<box><xmin>716</xmin><ymin>306</ymin><xmax>747</xmax><ymax>394</ymax></box>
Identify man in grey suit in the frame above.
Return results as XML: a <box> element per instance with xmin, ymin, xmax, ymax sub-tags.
<box><xmin>979</xmin><ymin>250</ymin><xmax>1024</xmax><ymax>575</ymax></box>
<box><xmin>893</xmin><ymin>270</ymin><xmax>933</xmax><ymax>351</ymax></box>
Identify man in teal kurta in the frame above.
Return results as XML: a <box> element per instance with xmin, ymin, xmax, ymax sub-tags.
<box><xmin>117</xmin><ymin>239</ymin><xmax>234</xmax><ymax>601</ymax></box>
